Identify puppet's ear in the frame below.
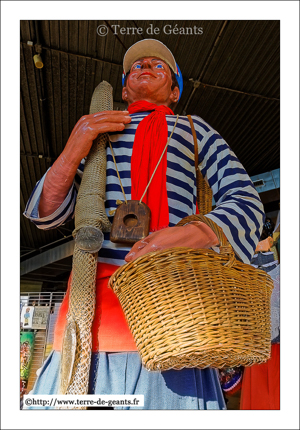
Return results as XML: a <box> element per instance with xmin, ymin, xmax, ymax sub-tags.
<box><xmin>122</xmin><ymin>87</ymin><xmax>128</xmax><ymax>102</ymax></box>
<box><xmin>170</xmin><ymin>86</ymin><xmax>180</xmax><ymax>103</ymax></box>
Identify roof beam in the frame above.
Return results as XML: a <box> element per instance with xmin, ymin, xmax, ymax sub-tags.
<box><xmin>20</xmin><ymin>41</ymin><xmax>123</xmax><ymax>68</ymax></box>
<box><xmin>188</xmin><ymin>79</ymin><xmax>279</xmax><ymax>102</ymax></box>
<box><xmin>20</xmin><ymin>240</ymin><xmax>75</xmax><ymax>276</ymax></box>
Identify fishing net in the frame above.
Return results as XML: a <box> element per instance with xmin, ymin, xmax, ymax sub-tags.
<box><xmin>58</xmin><ymin>81</ymin><xmax>113</xmax><ymax>406</ymax></box>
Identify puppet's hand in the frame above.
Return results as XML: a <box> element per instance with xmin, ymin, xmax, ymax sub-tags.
<box><xmin>125</xmin><ymin>221</ymin><xmax>219</xmax><ymax>262</ymax></box>
<box><xmin>39</xmin><ymin>111</ymin><xmax>132</xmax><ymax>218</ymax></box>
<box><xmin>64</xmin><ymin>110</ymin><xmax>132</xmax><ymax>166</ymax></box>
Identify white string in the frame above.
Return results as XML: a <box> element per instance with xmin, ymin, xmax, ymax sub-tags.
<box><xmin>108</xmin><ymin>140</ymin><xmax>127</xmax><ymax>204</ymax></box>
<box><xmin>139</xmin><ymin>115</ymin><xmax>179</xmax><ymax>203</ymax></box>
<box><xmin>109</xmin><ymin>114</ymin><xmax>179</xmax><ymax>205</ymax></box>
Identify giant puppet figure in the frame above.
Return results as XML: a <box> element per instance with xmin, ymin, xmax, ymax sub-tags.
<box><xmin>24</xmin><ymin>39</ymin><xmax>264</xmax><ymax>409</ymax></box>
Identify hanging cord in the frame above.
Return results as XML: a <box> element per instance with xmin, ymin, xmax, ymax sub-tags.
<box><xmin>108</xmin><ymin>139</ymin><xmax>128</xmax><ymax>204</ymax></box>
<box><xmin>138</xmin><ymin>115</ymin><xmax>179</xmax><ymax>203</ymax></box>
<box><xmin>108</xmin><ymin>114</ymin><xmax>180</xmax><ymax>205</ymax></box>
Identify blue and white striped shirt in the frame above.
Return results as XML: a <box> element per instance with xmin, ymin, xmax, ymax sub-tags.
<box><xmin>24</xmin><ymin>113</ymin><xmax>265</xmax><ymax>265</ymax></box>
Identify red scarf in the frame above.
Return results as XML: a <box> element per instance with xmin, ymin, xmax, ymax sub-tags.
<box><xmin>128</xmin><ymin>101</ymin><xmax>174</xmax><ymax>231</ymax></box>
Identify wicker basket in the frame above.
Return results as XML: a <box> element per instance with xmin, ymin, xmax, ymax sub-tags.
<box><xmin>108</xmin><ymin>214</ymin><xmax>274</xmax><ymax>371</ymax></box>
<box><xmin>109</xmin><ymin>116</ymin><xmax>273</xmax><ymax>370</ymax></box>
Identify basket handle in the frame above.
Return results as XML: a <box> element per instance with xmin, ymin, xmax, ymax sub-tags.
<box><xmin>176</xmin><ymin>212</ymin><xmax>236</xmax><ymax>268</ymax></box>
<box><xmin>182</xmin><ymin>115</ymin><xmax>235</xmax><ymax>267</ymax></box>
<box><xmin>187</xmin><ymin>115</ymin><xmax>213</xmax><ymax>215</ymax></box>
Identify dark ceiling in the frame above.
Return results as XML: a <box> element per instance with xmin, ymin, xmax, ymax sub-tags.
<box><xmin>20</xmin><ymin>20</ymin><xmax>280</xmax><ymax>287</ymax></box>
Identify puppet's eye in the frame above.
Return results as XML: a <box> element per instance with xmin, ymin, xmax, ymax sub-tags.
<box><xmin>132</xmin><ymin>64</ymin><xmax>142</xmax><ymax>70</ymax></box>
<box><xmin>155</xmin><ymin>64</ymin><xmax>164</xmax><ymax>69</ymax></box>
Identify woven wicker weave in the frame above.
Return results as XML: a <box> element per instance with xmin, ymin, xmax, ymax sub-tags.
<box><xmin>186</xmin><ymin>114</ymin><xmax>213</xmax><ymax>215</ymax></box>
<box><xmin>109</xmin><ymin>214</ymin><xmax>273</xmax><ymax>370</ymax></box>
<box><xmin>196</xmin><ymin>169</ymin><xmax>213</xmax><ymax>214</ymax></box>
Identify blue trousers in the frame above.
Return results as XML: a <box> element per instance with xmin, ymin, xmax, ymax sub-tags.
<box><xmin>28</xmin><ymin>351</ymin><xmax>226</xmax><ymax>410</ymax></box>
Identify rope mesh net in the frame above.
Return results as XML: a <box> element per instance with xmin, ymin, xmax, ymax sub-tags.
<box><xmin>58</xmin><ymin>81</ymin><xmax>113</xmax><ymax>407</ymax></box>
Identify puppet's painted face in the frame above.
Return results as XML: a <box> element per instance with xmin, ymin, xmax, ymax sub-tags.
<box><xmin>122</xmin><ymin>57</ymin><xmax>179</xmax><ymax>107</ymax></box>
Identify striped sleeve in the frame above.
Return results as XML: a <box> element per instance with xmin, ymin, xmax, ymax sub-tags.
<box><xmin>191</xmin><ymin>115</ymin><xmax>265</xmax><ymax>264</ymax></box>
<box><xmin>22</xmin><ymin>163</ymin><xmax>84</xmax><ymax>230</ymax></box>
